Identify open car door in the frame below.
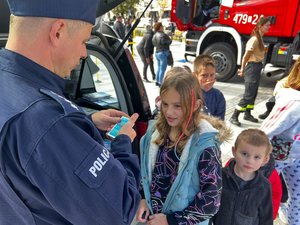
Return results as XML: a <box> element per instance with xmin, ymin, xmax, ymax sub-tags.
<box><xmin>171</xmin><ymin>0</ymin><xmax>194</xmax><ymax>31</ymax></box>
<box><xmin>66</xmin><ymin>33</ymin><xmax>152</xmax><ymax>154</ymax></box>
<box><xmin>171</xmin><ymin>0</ymin><xmax>221</xmax><ymax>31</ymax></box>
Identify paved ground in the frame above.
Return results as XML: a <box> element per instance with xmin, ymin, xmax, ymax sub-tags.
<box><xmin>131</xmin><ymin>38</ymin><xmax>287</xmax><ymax>225</ymax></box>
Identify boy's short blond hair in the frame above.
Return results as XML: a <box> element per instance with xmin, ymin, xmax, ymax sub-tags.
<box><xmin>234</xmin><ymin>129</ymin><xmax>272</xmax><ymax>155</ymax></box>
<box><xmin>193</xmin><ymin>54</ymin><xmax>215</xmax><ymax>73</ymax></box>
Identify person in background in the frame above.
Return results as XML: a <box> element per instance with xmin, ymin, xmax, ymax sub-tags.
<box><xmin>193</xmin><ymin>55</ymin><xmax>226</xmax><ymax>120</ymax></box>
<box><xmin>137</xmin><ymin>25</ymin><xmax>156</xmax><ymax>82</ymax></box>
<box><xmin>230</xmin><ymin>16</ymin><xmax>271</xmax><ymax>126</ymax></box>
<box><xmin>113</xmin><ymin>15</ymin><xmax>125</xmax><ymax>39</ymax></box>
<box><xmin>212</xmin><ymin>129</ymin><xmax>273</xmax><ymax>225</ymax></box>
<box><xmin>125</xmin><ymin>16</ymin><xmax>134</xmax><ymax>53</ymax></box>
<box><xmin>136</xmin><ymin>70</ymin><xmax>231</xmax><ymax>225</ymax></box>
<box><xmin>152</xmin><ymin>22</ymin><xmax>172</xmax><ymax>87</ymax></box>
<box><xmin>202</xmin><ymin>0</ymin><xmax>220</xmax><ymax>23</ymax></box>
<box><xmin>258</xmin><ymin>51</ymin><xmax>299</xmax><ymax>119</ymax></box>
<box><xmin>257</xmin><ymin>77</ymin><xmax>287</xmax><ymax>119</ymax></box>
<box><xmin>260</xmin><ymin>57</ymin><xmax>300</xmax><ymax>225</ymax></box>
<box><xmin>192</xmin><ymin>0</ymin><xmax>219</xmax><ymax>26</ymax></box>
<box><xmin>108</xmin><ymin>15</ymin><xmax>116</xmax><ymax>26</ymax></box>
<box><xmin>0</xmin><ymin>0</ymin><xmax>141</xmax><ymax>224</ymax></box>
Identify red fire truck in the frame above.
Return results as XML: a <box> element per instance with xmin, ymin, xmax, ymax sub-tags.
<box><xmin>171</xmin><ymin>0</ymin><xmax>300</xmax><ymax>81</ymax></box>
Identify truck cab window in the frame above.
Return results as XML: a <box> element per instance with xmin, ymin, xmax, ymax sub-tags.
<box><xmin>175</xmin><ymin>0</ymin><xmax>193</xmax><ymax>24</ymax></box>
<box><xmin>192</xmin><ymin>0</ymin><xmax>220</xmax><ymax>26</ymax></box>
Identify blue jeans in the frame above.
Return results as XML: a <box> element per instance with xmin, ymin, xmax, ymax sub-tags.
<box><xmin>155</xmin><ymin>50</ymin><xmax>169</xmax><ymax>85</ymax></box>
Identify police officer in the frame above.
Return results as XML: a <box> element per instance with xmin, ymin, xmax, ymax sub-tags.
<box><xmin>0</xmin><ymin>0</ymin><xmax>140</xmax><ymax>224</ymax></box>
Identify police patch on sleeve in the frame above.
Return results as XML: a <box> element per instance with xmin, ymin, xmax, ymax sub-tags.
<box><xmin>75</xmin><ymin>146</ymin><xmax>114</xmax><ymax>188</ymax></box>
<box><xmin>40</xmin><ymin>89</ymin><xmax>85</xmax><ymax>115</ymax></box>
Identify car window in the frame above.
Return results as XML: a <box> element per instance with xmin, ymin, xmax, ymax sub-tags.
<box><xmin>82</xmin><ymin>55</ymin><xmax>119</xmax><ymax>108</ymax></box>
<box><xmin>148</xmin><ymin>11</ymin><xmax>159</xmax><ymax>21</ymax></box>
<box><xmin>69</xmin><ymin>49</ymin><xmax>130</xmax><ymax>115</ymax></box>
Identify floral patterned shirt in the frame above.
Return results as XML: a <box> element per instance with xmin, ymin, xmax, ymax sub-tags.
<box><xmin>150</xmin><ymin>139</ymin><xmax>222</xmax><ymax>224</ymax></box>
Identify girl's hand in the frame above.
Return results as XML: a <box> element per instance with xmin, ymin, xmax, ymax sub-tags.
<box><xmin>136</xmin><ymin>199</ymin><xmax>150</xmax><ymax>223</ymax></box>
<box><xmin>237</xmin><ymin>68</ymin><xmax>244</xmax><ymax>77</ymax></box>
<box><xmin>147</xmin><ymin>213</ymin><xmax>168</xmax><ymax>225</ymax></box>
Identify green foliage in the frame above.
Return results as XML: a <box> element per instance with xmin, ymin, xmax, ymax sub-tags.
<box><xmin>112</xmin><ymin>0</ymin><xmax>140</xmax><ymax>18</ymax></box>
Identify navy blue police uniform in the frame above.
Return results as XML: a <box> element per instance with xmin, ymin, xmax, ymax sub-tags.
<box><xmin>0</xmin><ymin>49</ymin><xmax>140</xmax><ymax>224</ymax></box>
<box><xmin>0</xmin><ymin>0</ymin><xmax>141</xmax><ymax>224</ymax></box>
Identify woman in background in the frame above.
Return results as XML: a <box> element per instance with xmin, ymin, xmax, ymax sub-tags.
<box><xmin>152</xmin><ymin>22</ymin><xmax>172</xmax><ymax>87</ymax></box>
<box><xmin>137</xmin><ymin>25</ymin><xmax>156</xmax><ymax>82</ymax></box>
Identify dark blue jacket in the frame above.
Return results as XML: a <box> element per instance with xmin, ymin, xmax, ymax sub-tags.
<box><xmin>212</xmin><ymin>159</ymin><xmax>273</xmax><ymax>225</ymax></box>
<box><xmin>0</xmin><ymin>49</ymin><xmax>140</xmax><ymax>225</ymax></box>
<box><xmin>202</xmin><ymin>87</ymin><xmax>226</xmax><ymax>120</ymax></box>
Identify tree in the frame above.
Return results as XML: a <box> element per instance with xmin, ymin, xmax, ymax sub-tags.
<box><xmin>112</xmin><ymin>0</ymin><xmax>140</xmax><ymax>18</ymax></box>
<box><xmin>157</xmin><ymin>0</ymin><xmax>169</xmax><ymax>9</ymax></box>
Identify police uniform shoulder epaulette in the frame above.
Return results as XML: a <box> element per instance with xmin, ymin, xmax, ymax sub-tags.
<box><xmin>40</xmin><ymin>89</ymin><xmax>85</xmax><ymax>115</ymax></box>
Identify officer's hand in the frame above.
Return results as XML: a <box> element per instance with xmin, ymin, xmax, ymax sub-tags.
<box><xmin>118</xmin><ymin>113</ymin><xmax>139</xmax><ymax>142</ymax></box>
<box><xmin>91</xmin><ymin>109</ymin><xmax>128</xmax><ymax>131</ymax></box>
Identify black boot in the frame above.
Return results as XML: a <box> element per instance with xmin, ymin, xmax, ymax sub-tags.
<box><xmin>229</xmin><ymin>109</ymin><xmax>241</xmax><ymax>126</ymax></box>
<box><xmin>149</xmin><ymin>60</ymin><xmax>156</xmax><ymax>81</ymax></box>
<box><xmin>143</xmin><ymin>76</ymin><xmax>150</xmax><ymax>82</ymax></box>
<box><xmin>152</xmin><ymin>74</ymin><xmax>156</xmax><ymax>81</ymax></box>
<box><xmin>244</xmin><ymin>109</ymin><xmax>259</xmax><ymax>122</ymax></box>
<box><xmin>258</xmin><ymin>101</ymin><xmax>275</xmax><ymax>119</ymax></box>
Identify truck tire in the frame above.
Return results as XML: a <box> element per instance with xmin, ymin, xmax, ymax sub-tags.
<box><xmin>203</xmin><ymin>42</ymin><xmax>237</xmax><ymax>82</ymax></box>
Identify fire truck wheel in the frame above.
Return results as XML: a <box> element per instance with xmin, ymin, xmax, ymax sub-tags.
<box><xmin>203</xmin><ymin>42</ymin><xmax>237</xmax><ymax>82</ymax></box>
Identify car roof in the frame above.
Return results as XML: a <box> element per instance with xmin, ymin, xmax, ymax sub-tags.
<box><xmin>0</xmin><ymin>0</ymin><xmax>126</xmax><ymax>34</ymax></box>
<box><xmin>0</xmin><ymin>0</ymin><xmax>10</xmax><ymax>34</ymax></box>
<box><xmin>96</xmin><ymin>0</ymin><xmax>125</xmax><ymax>18</ymax></box>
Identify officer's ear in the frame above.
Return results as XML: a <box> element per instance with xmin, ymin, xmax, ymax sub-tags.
<box><xmin>49</xmin><ymin>19</ymin><xmax>66</xmax><ymax>47</ymax></box>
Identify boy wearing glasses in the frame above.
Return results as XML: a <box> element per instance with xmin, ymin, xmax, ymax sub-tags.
<box><xmin>193</xmin><ymin>55</ymin><xmax>226</xmax><ymax>120</ymax></box>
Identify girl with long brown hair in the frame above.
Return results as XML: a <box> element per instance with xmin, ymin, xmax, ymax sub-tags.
<box><xmin>136</xmin><ymin>69</ymin><xmax>231</xmax><ymax>225</ymax></box>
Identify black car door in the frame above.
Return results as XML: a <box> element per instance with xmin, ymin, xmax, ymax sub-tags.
<box><xmin>67</xmin><ymin>34</ymin><xmax>152</xmax><ymax>154</ymax></box>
